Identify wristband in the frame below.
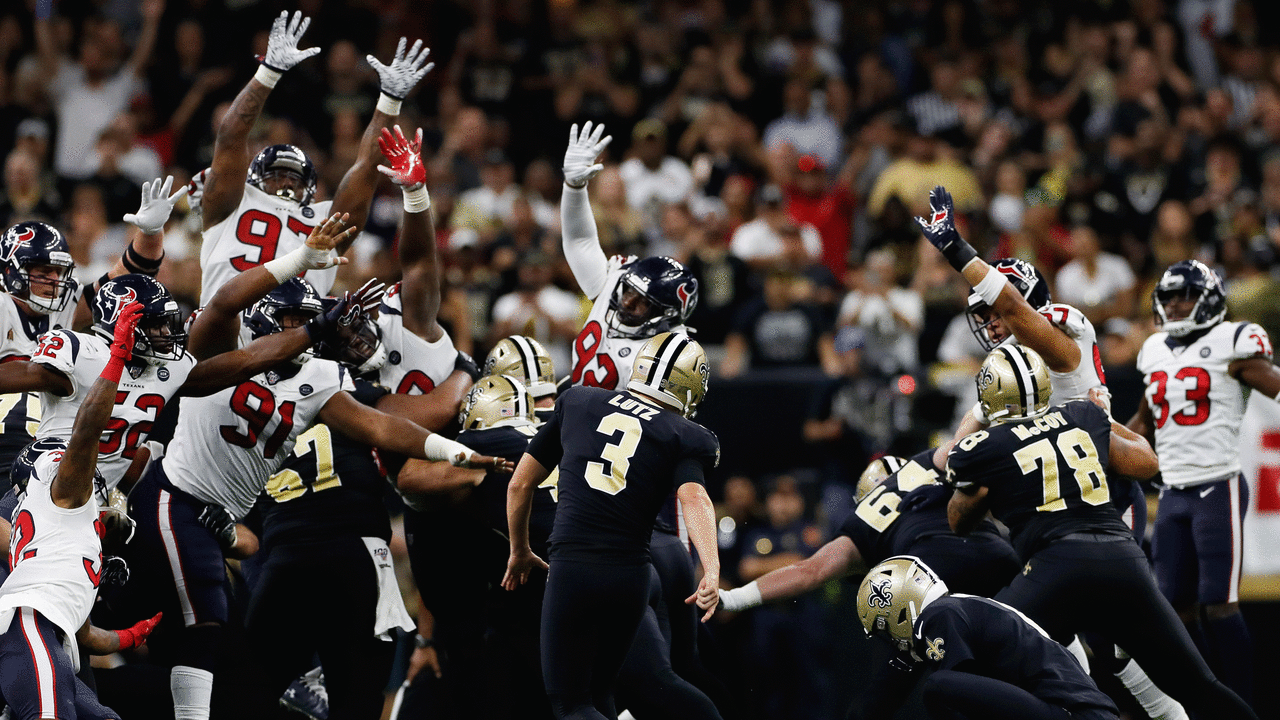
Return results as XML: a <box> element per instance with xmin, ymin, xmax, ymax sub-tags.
<box><xmin>423</xmin><ymin>433</ymin><xmax>471</xmax><ymax>464</ymax></box>
<box><xmin>719</xmin><ymin>581</ymin><xmax>763</xmax><ymax>612</ymax></box>
<box><xmin>124</xmin><ymin>243</ymin><xmax>164</xmax><ymax>276</ymax></box>
<box><xmin>377</xmin><ymin>93</ymin><xmax>402</xmax><ymax>116</ymax></box>
<box><xmin>972</xmin><ymin>265</ymin><xmax>1005</xmax><ymax>307</ymax></box>
<box><xmin>262</xmin><ymin>244</ymin><xmax>333</xmax><ymax>283</ymax></box>
<box><xmin>403</xmin><ymin>186</ymin><xmax>430</xmax><ymax>214</ymax></box>
<box><xmin>254</xmin><ymin>64</ymin><xmax>282</xmax><ymax>89</ymax></box>
<box><xmin>414</xmin><ymin>634</ymin><xmax>434</xmax><ymax>649</ymax></box>
<box><xmin>102</xmin><ymin>354</ymin><xmax>126</xmax><ymax>384</ymax></box>
<box><xmin>114</xmin><ymin>627</ymin><xmax>138</xmax><ymax>651</ymax></box>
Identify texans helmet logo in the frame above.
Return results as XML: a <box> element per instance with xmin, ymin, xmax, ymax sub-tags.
<box><xmin>103</xmin><ymin>287</ymin><xmax>138</xmax><ymax>324</ymax></box>
<box><xmin>868</xmin><ymin>578</ymin><xmax>894</xmax><ymax>608</ymax></box>
<box><xmin>676</xmin><ymin>282</ymin><xmax>695</xmax><ymax>315</ymax></box>
<box><xmin>3</xmin><ymin>227</ymin><xmax>36</xmax><ymax>262</ymax></box>
<box><xmin>996</xmin><ymin>261</ymin><xmax>1030</xmax><ymax>284</ymax></box>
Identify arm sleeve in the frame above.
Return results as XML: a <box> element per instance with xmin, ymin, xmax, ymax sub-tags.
<box><xmin>525</xmin><ymin>411</ymin><xmax>564</xmax><ymax>470</ymax></box>
<box><xmin>560</xmin><ymin>186</ymin><xmax>610</xmax><ymax>299</ymax></box>
<box><xmin>1041</xmin><ymin>304</ymin><xmax>1089</xmax><ymax>339</ymax></box>
<box><xmin>673</xmin><ymin>456</ymin><xmax>706</xmax><ymax>487</ymax></box>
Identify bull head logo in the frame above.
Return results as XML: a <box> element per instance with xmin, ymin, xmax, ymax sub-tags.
<box><xmin>102</xmin><ymin>286</ymin><xmax>138</xmax><ymax>325</ymax></box>
<box><xmin>3</xmin><ymin>227</ymin><xmax>36</xmax><ymax>262</ymax></box>
<box><xmin>676</xmin><ymin>282</ymin><xmax>695</xmax><ymax>316</ymax></box>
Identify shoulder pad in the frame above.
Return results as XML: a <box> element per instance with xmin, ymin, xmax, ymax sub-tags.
<box><xmin>1231</xmin><ymin>322</ymin><xmax>1272</xmax><ymax>361</ymax></box>
<box><xmin>1040</xmin><ymin>303</ymin><xmax>1087</xmax><ymax>339</ymax></box>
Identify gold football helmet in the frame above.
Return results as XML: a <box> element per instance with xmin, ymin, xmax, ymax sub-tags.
<box><xmin>857</xmin><ymin>555</ymin><xmax>949</xmax><ymax>653</ymax></box>
<box><xmin>459</xmin><ymin>374</ymin><xmax>535</xmax><ymax>430</ymax></box>
<box><xmin>627</xmin><ymin>332</ymin><xmax>709</xmax><ymax>418</ymax></box>
<box><xmin>855</xmin><ymin>456</ymin><xmax>908</xmax><ymax>503</ymax></box>
<box><xmin>976</xmin><ymin>345</ymin><xmax>1052</xmax><ymax>422</ymax></box>
<box><xmin>485</xmin><ymin>336</ymin><xmax>557</xmax><ymax>399</ymax></box>
<box><xmin>100</xmin><ymin>488</ymin><xmax>135</xmax><ymax>544</ymax></box>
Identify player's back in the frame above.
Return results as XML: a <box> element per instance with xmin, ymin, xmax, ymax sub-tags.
<box><xmin>199</xmin><ymin>184</ymin><xmax>335</xmax><ymax>304</ymax></box>
<box><xmin>841</xmin><ymin>455</ymin><xmax>950</xmax><ymax>565</ymax></box>
<box><xmin>1038</xmin><ymin>302</ymin><xmax>1106</xmax><ymax>404</ymax></box>
<box><xmin>460</xmin><ymin>423</ymin><xmax>558</xmax><ymax>558</ymax></box>
<box><xmin>545</xmin><ymin>386</ymin><xmax>717</xmax><ymax>564</ymax></box>
<box><xmin>948</xmin><ymin>400</ymin><xmax>1130</xmax><ymax>559</ymax></box>
<box><xmin>1136</xmin><ymin>320</ymin><xmax>1269</xmax><ymax>486</ymax></box>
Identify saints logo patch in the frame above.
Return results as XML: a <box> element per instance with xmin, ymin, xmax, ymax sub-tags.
<box><xmin>926</xmin><ymin>637</ymin><xmax>946</xmax><ymax>661</ymax></box>
<box><xmin>868</xmin><ymin>578</ymin><xmax>894</xmax><ymax>608</ymax></box>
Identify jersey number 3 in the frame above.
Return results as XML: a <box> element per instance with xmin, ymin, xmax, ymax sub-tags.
<box><xmin>585</xmin><ymin>412</ymin><xmax>642</xmax><ymax>495</ymax></box>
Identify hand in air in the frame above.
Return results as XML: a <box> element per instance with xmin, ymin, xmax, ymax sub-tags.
<box><xmin>123</xmin><ymin>176</ymin><xmax>189</xmax><ymax>234</ymax></box>
<box><xmin>501</xmin><ymin>547</ymin><xmax>549</xmax><ymax>591</ymax></box>
<box><xmin>368</xmin><ymin>37</ymin><xmax>434</xmax><ymax>100</ymax></box>
<box><xmin>262</xmin><ymin>11</ymin><xmax>320</xmax><ymax>73</ymax></box>
<box><xmin>914</xmin><ymin>186</ymin><xmax>959</xmax><ymax>249</ymax></box>
<box><xmin>302</xmin><ymin>213</ymin><xmax>355</xmax><ymax>270</ymax></box>
<box><xmin>110</xmin><ymin>302</ymin><xmax>143</xmax><ymax>363</ymax></box>
<box><xmin>377</xmin><ymin>125</ymin><xmax>426</xmax><ymax>189</ymax></box>
<box><xmin>562</xmin><ymin>121</ymin><xmax>612</xmax><ymax>189</ymax></box>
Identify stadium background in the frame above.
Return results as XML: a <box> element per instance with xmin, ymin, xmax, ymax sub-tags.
<box><xmin>2</xmin><ymin>0</ymin><xmax>1280</xmax><ymax>717</ymax></box>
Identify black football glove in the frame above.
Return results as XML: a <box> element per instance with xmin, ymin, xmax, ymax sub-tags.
<box><xmin>197</xmin><ymin>505</ymin><xmax>238</xmax><ymax>552</ymax></box>
<box><xmin>100</xmin><ymin>555</ymin><xmax>130</xmax><ymax>589</ymax></box>
<box><xmin>915</xmin><ymin>186</ymin><xmax>978</xmax><ymax>272</ymax></box>
<box><xmin>305</xmin><ymin>279</ymin><xmax>387</xmax><ymax>345</ymax></box>
<box><xmin>455</xmin><ymin>351</ymin><xmax>481</xmax><ymax>381</ymax></box>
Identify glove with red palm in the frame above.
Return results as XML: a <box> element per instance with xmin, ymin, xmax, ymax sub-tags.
<box><xmin>114</xmin><ymin>612</ymin><xmax>163</xmax><ymax>651</ymax></box>
<box><xmin>103</xmin><ymin>301</ymin><xmax>143</xmax><ymax>383</ymax></box>
<box><xmin>378</xmin><ymin>125</ymin><xmax>429</xmax><ymax>213</ymax></box>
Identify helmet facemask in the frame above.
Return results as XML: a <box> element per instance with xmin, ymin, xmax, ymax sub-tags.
<box><xmin>19</xmin><ymin>257</ymin><xmax>76</xmax><ymax>315</ymax></box>
<box><xmin>607</xmin><ymin>275</ymin><xmax>681</xmax><ymax>340</ymax></box>
<box><xmin>136</xmin><ymin>307</ymin><xmax>188</xmax><ymax>365</ymax></box>
<box><xmin>1153</xmin><ymin>264</ymin><xmax>1226</xmax><ymax>338</ymax></box>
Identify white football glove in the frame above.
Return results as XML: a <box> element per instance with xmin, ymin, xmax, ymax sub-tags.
<box><xmin>123</xmin><ymin>176</ymin><xmax>189</xmax><ymax>234</ymax></box>
<box><xmin>562</xmin><ymin>121</ymin><xmax>612</xmax><ymax>189</ymax></box>
<box><xmin>263</xmin><ymin>11</ymin><xmax>320</xmax><ymax>73</ymax></box>
<box><xmin>368</xmin><ymin>37</ymin><xmax>434</xmax><ymax>100</ymax></box>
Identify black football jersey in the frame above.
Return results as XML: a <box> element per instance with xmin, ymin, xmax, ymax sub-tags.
<box><xmin>257</xmin><ymin>379</ymin><xmax>398</xmax><ymax>548</ymax></box>
<box><xmin>528</xmin><ymin>386</ymin><xmax>719</xmax><ymax>564</ymax></box>
<box><xmin>459</xmin><ymin>424</ymin><xmax>558</xmax><ymax>559</ymax></box>
<box><xmin>914</xmin><ymin>595</ymin><xmax>1118</xmax><ymax>714</ymax></box>
<box><xmin>0</xmin><ymin>391</ymin><xmax>39</xmax><ymax>490</ymax></box>
<box><xmin>947</xmin><ymin>400</ymin><xmax>1131</xmax><ymax>559</ymax></box>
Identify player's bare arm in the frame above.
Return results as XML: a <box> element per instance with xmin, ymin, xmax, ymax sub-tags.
<box><xmin>373</xmin><ymin>387</ymin><xmax>469</xmax><ymax>433</ymax></box>
<box><xmin>1230</xmin><ymin>355</ymin><xmax>1280</xmax><ymax>399</ymax></box>
<box><xmin>947</xmin><ymin>484</ymin><xmax>990</xmax><ymax>536</ymax></box>
<box><xmin>561</xmin><ymin>122</ymin><xmax>614</xmax><ymax>299</ymax></box>
<box><xmin>202</xmin><ymin>11</ymin><xmax>320</xmax><ymax>227</ymax></box>
<box><xmin>1108</xmin><ymin>424</ymin><xmax>1160</xmax><ymax>481</ymax></box>
<box><xmin>396</xmin><ymin>460</ymin><xmax>484</xmax><ymax>494</ymax></box>
<box><xmin>330</xmin><ymin>40</ymin><xmax>433</xmax><ymax>253</ymax></box>
<box><xmin>676</xmin><ymin>477</ymin><xmax>721</xmax><ymax>621</ymax></box>
<box><xmin>502</xmin><ymin>453</ymin><xmax>552</xmax><ymax>590</ymax></box>
<box><xmin>53</xmin><ymin>302</ymin><xmax>141</xmax><ymax>508</ymax></box>
<box><xmin>379</xmin><ymin>125</ymin><xmax>444</xmax><ymax>341</ymax></box>
<box><xmin>77</xmin><ymin>612</ymin><xmax>163</xmax><ymax>655</ymax></box>
<box><xmin>1126</xmin><ymin>395</ymin><xmax>1156</xmax><ymax>446</ymax></box>
<box><xmin>0</xmin><ymin>360</ymin><xmax>71</xmax><ymax>397</ymax></box>
<box><xmin>916</xmin><ymin>186</ymin><xmax>1079</xmax><ymax>372</ymax></box>
<box><xmin>188</xmin><ymin>212</ymin><xmax>352</xmax><ymax>359</ymax></box>
<box><xmin>720</xmin><ymin>536</ymin><xmax>862</xmax><ymax>612</ymax></box>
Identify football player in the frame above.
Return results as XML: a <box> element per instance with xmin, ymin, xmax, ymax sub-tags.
<box><xmin>485</xmin><ymin>335</ymin><xmax>558</xmax><ymax>422</ymax></box>
<box><xmin>197</xmin><ymin>10</ymin><xmax>433</xmax><ymax>303</ymax></box>
<box><xmin>504</xmin><ymin>332</ymin><xmax>721</xmax><ymax>720</ymax></box>
<box><xmin>1128</xmin><ymin>260</ymin><xmax>1280</xmax><ymax>706</ymax></box>
<box><xmin>947</xmin><ymin>345</ymin><xmax>1258</xmax><ymax>720</ymax></box>
<box><xmin>0</xmin><ymin>177</ymin><xmax>182</xmax><ymax>485</ymax></box>
<box><xmin>857</xmin><ymin>556</ymin><xmax>1119</xmax><ymax>720</ymax></box>
<box><xmin>0</xmin><ymin>300</ymin><xmax>143</xmax><ymax>720</ymax></box>
<box><xmin>559</xmin><ymin>122</ymin><xmax>699</xmax><ymax>391</ymax></box>
<box><xmin>124</xmin><ymin>262</ymin><xmax>508</xmax><ymax>719</ymax></box>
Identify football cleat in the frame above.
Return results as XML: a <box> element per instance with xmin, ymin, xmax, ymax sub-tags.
<box><xmin>279</xmin><ymin>668</ymin><xmax>328</xmax><ymax>720</ymax></box>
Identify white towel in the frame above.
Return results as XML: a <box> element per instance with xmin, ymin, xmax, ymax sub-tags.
<box><xmin>362</xmin><ymin>537</ymin><xmax>415</xmax><ymax>641</ymax></box>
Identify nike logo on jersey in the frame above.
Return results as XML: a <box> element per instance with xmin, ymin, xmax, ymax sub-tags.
<box><xmin>1200</xmin><ymin>486</ymin><xmax>1215</xmax><ymax>499</ymax></box>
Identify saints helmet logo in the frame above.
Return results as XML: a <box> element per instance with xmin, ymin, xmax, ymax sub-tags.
<box><xmin>926</xmin><ymin>637</ymin><xmax>946</xmax><ymax>661</ymax></box>
<box><xmin>976</xmin><ymin>365</ymin><xmax>996</xmax><ymax>391</ymax></box>
<box><xmin>868</xmin><ymin>578</ymin><xmax>894</xmax><ymax>608</ymax></box>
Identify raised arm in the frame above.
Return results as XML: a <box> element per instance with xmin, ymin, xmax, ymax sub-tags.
<box><xmin>187</xmin><ymin>213</ymin><xmax>351</xmax><ymax>359</ymax></box>
<box><xmin>377</xmin><ymin>125</ymin><xmax>443</xmax><ymax>340</ymax></box>
<box><xmin>561</xmin><ymin>122</ymin><xmax>613</xmax><ymax>299</ymax></box>
<box><xmin>202</xmin><ymin>12</ymin><xmax>320</xmax><ymax>227</ymax></box>
<box><xmin>329</xmin><ymin>39</ymin><xmax>434</xmax><ymax>254</ymax></box>
<box><xmin>677</xmin><ymin>474</ymin><xmax>721</xmax><ymax>622</ymax></box>
<box><xmin>125</xmin><ymin>0</ymin><xmax>164</xmax><ymax>78</ymax></box>
<box><xmin>53</xmin><ymin>303</ymin><xmax>141</xmax><ymax>508</ymax></box>
<box><xmin>915</xmin><ymin>186</ymin><xmax>1080</xmax><ymax>372</ymax></box>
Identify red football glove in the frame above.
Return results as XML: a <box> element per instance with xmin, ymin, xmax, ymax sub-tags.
<box><xmin>111</xmin><ymin>302</ymin><xmax>143</xmax><ymax>363</ymax></box>
<box><xmin>376</xmin><ymin>125</ymin><xmax>426</xmax><ymax>188</ymax></box>
<box><xmin>114</xmin><ymin>612</ymin><xmax>162</xmax><ymax>651</ymax></box>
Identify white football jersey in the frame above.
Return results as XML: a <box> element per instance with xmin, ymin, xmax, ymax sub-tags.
<box><xmin>0</xmin><ymin>452</ymin><xmax>101</xmax><ymax>641</ymax></box>
<box><xmin>376</xmin><ymin>283</ymin><xmax>458</xmax><ymax>394</ymax></box>
<box><xmin>568</xmin><ymin>257</ymin><xmax>689</xmax><ymax>391</ymax></box>
<box><xmin>31</xmin><ymin>330</ymin><xmax>195</xmax><ymax>489</ymax></box>
<box><xmin>1137</xmin><ymin>321</ymin><xmax>1271</xmax><ymax>487</ymax></box>
<box><xmin>1036</xmin><ymin>303</ymin><xmax>1108</xmax><ymax>405</ymax></box>
<box><xmin>199</xmin><ymin>184</ymin><xmax>336</xmax><ymax>305</ymax></box>
<box><xmin>163</xmin><ymin>359</ymin><xmax>353</xmax><ymax>519</ymax></box>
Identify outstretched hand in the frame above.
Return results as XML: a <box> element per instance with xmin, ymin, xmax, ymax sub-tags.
<box><xmin>453</xmin><ymin>452</ymin><xmax>515</xmax><ymax>473</ymax></box>
<box><xmin>262</xmin><ymin>11</ymin><xmax>320</xmax><ymax>73</ymax></box>
<box><xmin>303</xmin><ymin>213</ymin><xmax>355</xmax><ymax>270</ymax></box>
<box><xmin>124</xmin><ymin>176</ymin><xmax>189</xmax><ymax>234</ymax></box>
<box><xmin>113</xmin><ymin>612</ymin><xmax>163</xmax><ymax>651</ymax></box>
<box><xmin>110</xmin><ymin>302</ymin><xmax>143</xmax><ymax>362</ymax></box>
<box><xmin>377</xmin><ymin>126</ymin><xmax>426</xmax><ymax>188</ymax></box>
<box><xmin>368</xmin><ymin>37</ymin><xmax>434</xmax><ymax>100</ymax></box>
<box><xmin>914</xmin><ymin>185</ymin><xmax>977</xmax><ymax>271</ymax></box>
<box><xmin>563</xmin><ymin>121</ymin><xmax>612</xmax><ymax>189</ymax></box>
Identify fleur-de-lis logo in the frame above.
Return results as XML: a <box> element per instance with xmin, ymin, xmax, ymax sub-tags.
<box><xmin>868</xmin><ymin>578</ymin><xmax>894</xmax><ymax>608</ymax></box>
<box><xmin>926</xmin><ymin>637</ymin><xmax>946</xmax><ymax>661</ymax></box>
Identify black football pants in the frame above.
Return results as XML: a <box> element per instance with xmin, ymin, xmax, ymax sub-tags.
<box><xmin>922</xmin><ymin>671</ymin><xmax>1117</xmax><ymax>720</ymax></box>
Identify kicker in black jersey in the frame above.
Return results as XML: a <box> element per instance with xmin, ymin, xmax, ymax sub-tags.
<box><xmin>460</xmin><ymin>424</ymin><xmax>558</xmax><ymax>559</ymax></box>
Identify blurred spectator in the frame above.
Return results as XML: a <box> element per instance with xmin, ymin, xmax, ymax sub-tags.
<box><xmin>865</xmin><ymin>122</ymin><xmax>981</xmax><ymax>220</ymax></box>
<box><xmin>905</xmin><ymin>55</ymin><xmax>962</xmax><ymax>139</ymax></box>
<box><xmin>66</xmin><ymin>183</ymin><xmax>127</xmax><ymax>280</ymax></box>
<box><xmin>490</xmin><ymin>251</ymin><xmax>580</xmax><ymax>373</ymax></box>
<box><xmin>716</xmin><ymin>475</ymin><xmax>765</xmax><ymax>588</ymax></box>
<box><xmin>34</xmin><ymin>0</ymin><xmax>163</xmax><ymax>182</ymax></box>
<box><xmin>0</xmin><ymin>149</ymin><xmax>58</xmax><ymax>226</ymax></box>
<box><xmin>588</xmin><ymin>165</ymin><xmax>646</xmax><ymax>257</ymax></box>
<box><xmin>989</xmin><ymin>160</ymin><xmax>1026</xmax><ymax>235</ymax></box>
<box><xmin>489</xmin><ymin>196</ymin><xmax>554</xmax><ymax>284</ymax></box>
<box><xmin>88</xmin><ymin>113</ymin><xmax>162</xmax><ymax>187</ymax></box>
<box><xmin>681</xmin><ymin>103</ymin><xmax>766</xmax><ymax>200</ymax></box>
<box><xmin>837</xmin><ymin>249</ymin><xmax>923</xmax><ymax>376</ymax></box>
<box><xmin>721</xmin><ymin>269</ymin><xmax>836</xmax><ymax>377</ymax></box>
<box><xmin>1149</xmin><ymin>200</ymin><xmax>1199</xmax><ymax>271</ymax></box>
<box><xmin>451</xmin><ymin>149</ymin><xmax>520</xmax><ymax>246</ymax></box>
<box><xmin>522</xmin><ymin>158</ymin><xmax>561</xmax><ymax>232</ymax></box>
<box><xmin>802</xmin><ymin>327</ymin><xmax>873</xmax><ymax>486</ymax></box>
<box><xmin>776</xmin><ymin>222</ymin><xmax>842</xmax><ymax>311</ymax></box>
<box><xmin>762</xmin><ymin>78</ymin><xmax>843</xmax><ymax>171</ymax></box>
<box><xmin>658</xmin><ymin>40</ymin><xmax>753</xmax><ymax>129</ymax></box>
<box><xmin>1054</xmin><ymin>224</ymin><xmax>1137</xmax><ymax>325</ymax></box>
<box><xmin>680</xmin><ymin>219</ymin><xmax>752</xmax><ymax>346</ymax></box>
<box><xmin>729</xmin><ymin>184</ymin><xmax>822</xmax><ymax>270</ymax></box>
<box><xmin>619</xmin><ymin>118</ymin><xmax>694</xmax><ymax>236</ymax></box>
<box><xmin>431</xmin><ymin>105</ymin><xmax>490</xmax><ymax>192</ymax></box>
<box><xmin>783</xmin><ymin>153</ymin><xmax>856</xmax><ymax>277</ymax></box>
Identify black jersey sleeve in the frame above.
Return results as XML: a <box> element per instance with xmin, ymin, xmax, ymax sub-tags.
<box><xmin>673</xmin><ymin>457</ymin><xmax>706</xmax><ymax>488</ymax></box>
<box><xmin>350</xmin><ymin>378</ymin><xmax>392</xmax><ymax>407</ymax></box>
<box><xmin>917</xmin><ymin>600</ymin><xmax>977</xmax><ymax>672</ymax></box>
<box><xmin>684</xmin><ymin>426</ymin><xmax>720</xmax><ymax>473</ymax></box>
<box><xmin>526</xmin><ymin>409</ymin><xmax>563</xmax><ymax>469</ymax></box>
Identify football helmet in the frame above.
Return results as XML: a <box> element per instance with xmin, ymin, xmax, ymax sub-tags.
<box><xmin>627</xmin><ymin>332</ymin><xmax>709</xmax><ymax>418</ymax></box>
<box><xmin>977</xmin><ymin>345</ymin><xmax>1052</xmax><ymax>422</ymax></box>
<box><xmin>607</xmin><ymin>256</ymin><xmax>698</xmax><ymax>339</ymax></box>
<box><xmin>967</xmin><ymin>258</ymin><xmax>1051</xmax><ymax>352</ymax></box>
<box><xmin>485</xmin><ymin>336</ymin><xmax>556</xmax><ymax>399</ymax></box>
<box><xmin>241</xmin><ymin>278</ymin><xmax>325</xmax><ymax>363</ymax></box>
<box><xmin>10</xmin><ymin>438</ymin><xmax>107</xmax><ymax>504</ymax></box>
<box><xmin>858</xmin><ymin>556</ymin><xmax>949</xmax><ymax>654</ymax></box>
<box><xmin>855</xmin><ymin>456</ymin><xmax>908</xmax><ymax>503</ymax></box>
<box><xmin>0</xmin><ymin>222</ymin><xmax>76</xmax><ymax>315</ymax></box>
<box><xmin>247</xmin><ymin>144</ymin><xmax>318</xmax><ymax>206</ymax></box>
<box><xmin>91</xmin><ymin>274</ymin><xmax>187</xmax><ymax>365</ymax></box>
<box><xmin>459</xmin><ymin>374</ymin><xmax>536</xmax><ymax>431</ymax></box>
<box><xmin>314</xmin><ymin>296</ymin><xmax>387</xmax><ymax>374</ymax></box>
<box><xmin>1152</xmin><ymin>260</ymin><xmax>1226</xmax><ymax>338</ymax></box>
